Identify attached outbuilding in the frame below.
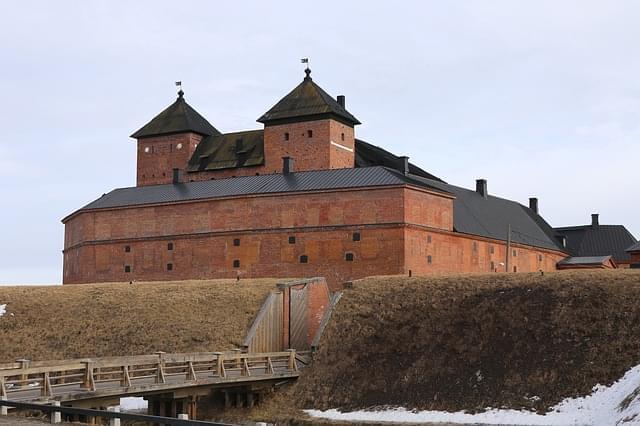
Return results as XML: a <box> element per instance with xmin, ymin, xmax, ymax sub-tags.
<box><xmin>557</xmin><ymin>256</ymin><xmax>617</xmax><ymax>270</ymax></box>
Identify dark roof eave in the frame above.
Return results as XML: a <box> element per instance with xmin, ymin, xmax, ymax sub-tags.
<box><xmin>131</xmin><ymin>129</ymin><xmax>213</xmax><ymax>139</ymax></box>
<box><xmin>186</xmin><ymin>162</ymin><xmax>265</xmax><ymax>173</ymax></box>
<box><xmin>257</xmin><ymin>112</ymin><xmax>360</xmax><ymax>127</ymax></box>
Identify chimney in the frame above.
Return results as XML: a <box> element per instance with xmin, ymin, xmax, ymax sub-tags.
<box><xmin>476</xmin><ymin>179</ymin><xmax>488</xmax><ymax>198</ymax></box>
<box><xmin>282</xmin><ymin>156</ymin><xmax>294</xmax><ymax>174</ymax></box>
<box><xmin>591</xmin><ymin>213</ymin><xmax>599</xmax><ymax>228</ymax></box>
<box><xmin>172</xmin><ymin>168</ymin><xmax>181</xmax><ymax>184</ymax></box>
<box><xmin>337</xmin><ymin>95</ymin><xmax>345</xmax><ymax>108</ymax></box>
<box><xmin>398</xmin><ymin>156</ymin><xmax>410</xmax><ymax>175</ymax></box>
<box><xmin>529</xmin><ymin>197</ymin><xmax>539</xmax><ymax>214</ymax></box>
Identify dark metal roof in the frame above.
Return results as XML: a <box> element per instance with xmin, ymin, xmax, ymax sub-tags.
<box><xmin>355</xmin><ymin>139</ymin><xmax>444</xmax><ymax>182</ymax></box>
<box><xmin>404</xmin><ymin>175</ymin><xmax>565</xmax><ymax>252</ymax></box>
<box><xmin>554</xmin><ymin>224</ymin><xmax>637</xmax><ymax>262</ymax></box>
<box><xmin>187</xmin><ymin>130</ymin><xmax>264</xmax><ymax>172</ymax></box>
<box><xmin>184</xmin><ymin>130</ymin><xmax>442</xmax><ymax>179</ymax></box>
<box><xmin>70</xmin><ymin>167</ymin><xmax>564</xmax><ymax>253</ymax></box>
<box><xmin>628</xmin><ymin>241</ymin><xmax>640</xmax><ymax>252</ymax></box>
<box><xmin>131</xmin><ymin>92</ymin><xmax>221</xmax><ymax>139</ymax></box>
<box><xmin>70</xmin><ymin>166</ymin><xmax>448</xmax><ymax>216</ymax></box>
<box><xmin>557</xmin><ymin>256</ymin><xmax>613</xmax><ymax>266</ymax></box>
<box><xmin>257</xmin><ymin>70</ymin><xmax>360</xmax><ymax>126</ymax></box>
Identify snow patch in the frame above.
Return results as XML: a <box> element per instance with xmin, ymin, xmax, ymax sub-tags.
<box><xmin>0</xmin><ymin>304</ymin><xmax>6</xmax><ymax>317</ymax></box>
<box><xmin>119</xmin><ymin>397</ymin><xmax>148</xmax><ymax>411</ymax></box>
<box><xmin>306</xmin><ymin>364</ymin><xmax>640</xmax><ymax>425</ymax></box>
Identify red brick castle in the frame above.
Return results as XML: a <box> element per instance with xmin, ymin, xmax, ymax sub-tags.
<box><xmin>62</xmin><ymin>69</ymin><xmax>568</xmax><ymax>288</ymax></box>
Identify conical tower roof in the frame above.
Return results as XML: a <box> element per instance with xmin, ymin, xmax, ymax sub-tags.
<box><xmin>131</xmin><ymin>91</ymin><xmax>221</xmax><ymax>138</ymax></box>
<box><xmin>257</xmin><ymin>69</ymin><xmax>360</xmax><ymax>126</ymax></box>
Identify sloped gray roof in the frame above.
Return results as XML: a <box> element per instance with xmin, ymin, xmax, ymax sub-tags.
<box><xmin>69</xmin><ymin>167</ymin><xmax>448</xmax><ymax>217</ymax></box>
<box><xmin>355</xmin><ymin>139</ymin><xmax>444</xmax><ymax>182</ymax></box>
<box><xmin>257</xmin><ymin>70</ymin><xmax>360</xmax><ymax>125</ymax></box>
<box><xmin>187</xmin><ymin>130</ymin><xmax>264</xmax><ymax>172</ymax></box>
<box><xmin>557</xmin><ymin>256</ymin><xmax>613</xmax><ymax>266</ymax></box>
<box><xmin>555</xmin><ymin>224</ymin><xmax>637</xmax><ymax>262</ymax></box>
<box><xmin>404</xmin><ymin>175</ymin><xmax>565</xmax><ymax>252</ymax></box>
<box><xmin>131</xmin><ymin>92</ymin><xmax>221</xmax><ymax>138</ymax></box>
<box><xmin>628</xmin><ymin>241</ymin><xmax>640</xmax><ymax>252</ymax></box>
<box><xmin>185</xmin><ymin>130</ymin><xmax>443</xmax><ymax>180</ymax></box>
<box><xmin>67</xmin><ymin>167</ymin><xmax>564</xmax><ymax>253</ymax></box>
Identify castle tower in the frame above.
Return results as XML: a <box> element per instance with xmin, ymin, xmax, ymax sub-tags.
<box><xmin>257</xmin><ymin>68</ymin><xmax>360</xmax><ymax>173</ymax></box>
<box><xmin>131</xmin><ymin>90</ymin><xmax>220</xmax><ymax>186</ymax></box>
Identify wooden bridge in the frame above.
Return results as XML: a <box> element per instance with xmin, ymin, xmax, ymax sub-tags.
<box><xmin>0</xmin><ymin>350</ymin><xmax>301</xmax><ymax>420</ymax></box>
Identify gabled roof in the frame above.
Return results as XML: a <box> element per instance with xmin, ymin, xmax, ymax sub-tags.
<box><xmin>65</xmin><ymin>166</ymin><xmax>564</xmax><ymax>253</ymax></box>
<box><xmin>131</xmin><ymin>92</ymin><xmax>221</xmax><ymax>139</ymax></box>
<box><xmin>355</xmin><ymin>139</ymin><xmax>444</xmax><ymax>182</ymax></box>
<box><xmin>187</xmin><ymin>130</ymin><xmax>264</xmax><ymax>172</ymax></box>
<box><xmin>627</xmin><ymin>241</ymin><xmax>640</xmax><ymax>253</ymax></box>
<box><xmin>558</xmin><ymin>256</ymin><xmax>613</xmax><ymax>265</ymax></box>
<box><xmin>185</xmin><ymin>130</ymin><xmax>443</xmax><ymax>179</ymax></box>
<box><xmin>554</xmin><ymin>223</ymin><xmax>637</xmax><ymax>262</ymax></box>
<box><xmin>66</xmin><ymin>166</ymin><xmax>450</xmax><ymax>219</ymax></box>
<box><xmin>404</xmin><ymin>175</ymin><xmax>565</xmax><ymax>252</ymax></box>
<box><xmin>257</xmin><ymin>69</ymin><xmax>360</xmax><ymax>126</ymax></box>
<box><xmin>557</xmin><ymin>256</ymin><xmax>616</xmax><ymax>268</ymax></box>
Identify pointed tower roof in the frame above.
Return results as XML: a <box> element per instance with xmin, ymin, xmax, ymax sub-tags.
<box><xmin>257</xmin><ymin>68</ymin><xmax>360</xmax><ymax>126</ymax></box>
<box><xmin>131</xmin><ymin>90</ymin><xmax>221</xmax><ymax>138</ymax></box>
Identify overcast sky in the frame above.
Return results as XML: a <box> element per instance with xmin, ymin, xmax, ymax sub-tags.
<box><xmin>1</xmin><ymin>1</ymin><xmax>639</xmax><ymax>284</ymax></box>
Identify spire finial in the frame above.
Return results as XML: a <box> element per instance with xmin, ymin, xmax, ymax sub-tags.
<box><xmin>175</xmin><ymin>81</ymin><xmax>183</xmax><ymax>98</ymax></box>
<box><xmin>301</xmin><ymin>58</ymin><xmax>311</xmax><ymax>80</ymax></box>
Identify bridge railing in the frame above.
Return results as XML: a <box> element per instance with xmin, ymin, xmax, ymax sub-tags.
<box><xmin>0</xmin><ymin>350</ymin><xmax>298</xmax><ymax>400</ymax></box>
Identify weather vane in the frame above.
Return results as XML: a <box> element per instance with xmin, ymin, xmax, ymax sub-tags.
<box><xmin>301</xmin><ymin>58</ymin><xmax>311</xmax><ymax>79</ymax></box>
<box><xmin>175</xmin><ymin>81</ymin><xmax>183</xmax><ymax>97</ymax></box>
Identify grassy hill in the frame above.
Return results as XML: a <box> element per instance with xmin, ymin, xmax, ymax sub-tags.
<box><xmin>253</xmin><ymin>270</ymin><xmax>640</xmax><ymax>420</ymax></box>
<box><xmin>0</xmin><ymin>279</ymin><xmax>278</xmax><ymax>362</ymax></box>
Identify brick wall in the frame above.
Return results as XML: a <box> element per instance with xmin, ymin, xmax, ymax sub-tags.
<box><xmin>63</xmin><ymin>225</ymin><xmax>406</xmax><ymax>290</ymax></box>
<box><xmin>63</xmin><ymin>185</ymin><xmax>567</xmax><ymax>287</ymax></box>
<box><xmin>136</xmin><ymin>133</ymin><xmax>204</xmax><ymax>186</ymax></box>
<box><xmin>404</xmin><ymin>227</ymin><xmax>565</xmax><ymax>275</ymax></box>
<box><xmin>263</xmin><ymin>119</ymin><xmax>354</xmax><ymax>174</ymax></box>
<box><xmin>631</xmin><ymin>252</ymin><xmax>640</xmax><ymax>264</ymax></box>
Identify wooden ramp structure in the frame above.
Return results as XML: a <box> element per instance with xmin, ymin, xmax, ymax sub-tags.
<box><xmin>0</xmin><ymin>350</ymin><xmax>299</xmax><ymax>420</ymax></box>
<box><xmin>243</xmin><ymin>277</ymin><xmax>342</xmax><ymax>357</ymax></box>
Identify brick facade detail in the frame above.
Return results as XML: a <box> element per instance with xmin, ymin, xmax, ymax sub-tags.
<box><xmin>136</xmin><ymin>133</ymin><xmax>204</xmax><ymax>186</ymax></box>
<box><xmin>263</xmin><ymin>119</ymin><xmax>354</xmax><ymax>174</ymax></box>
<box><xmin>62</xmin><ymin>186</ymin><xmax>566</xmax><ymax>289</ymax></box>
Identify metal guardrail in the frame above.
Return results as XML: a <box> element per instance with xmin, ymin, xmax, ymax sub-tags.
<box><xmin>0</xmin><ymin>399</ymin><xmax>234</xmax><ymax>425</ymax></box>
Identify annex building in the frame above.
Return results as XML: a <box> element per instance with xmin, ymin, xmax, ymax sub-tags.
<box><xmin>62</xmin><ymin>69</ymin><xmax>570</xmax><ymax>288</ymax></box>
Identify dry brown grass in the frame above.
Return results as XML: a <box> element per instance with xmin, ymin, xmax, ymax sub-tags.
<box><xmin>0</xmin><ymin>279</ymin><xmax>279</xmax><ymax>362</ymax></box>
<box><xmin>259</xmin><ymin>270</ymin><xmax>640</xmax><ymax>417</ymax></box>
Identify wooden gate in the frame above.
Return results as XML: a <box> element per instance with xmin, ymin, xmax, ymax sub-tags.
<box><xmin>289</xmin><ymin>285</ymin><xmax>309</xmax><ymax>350</ymax></box>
